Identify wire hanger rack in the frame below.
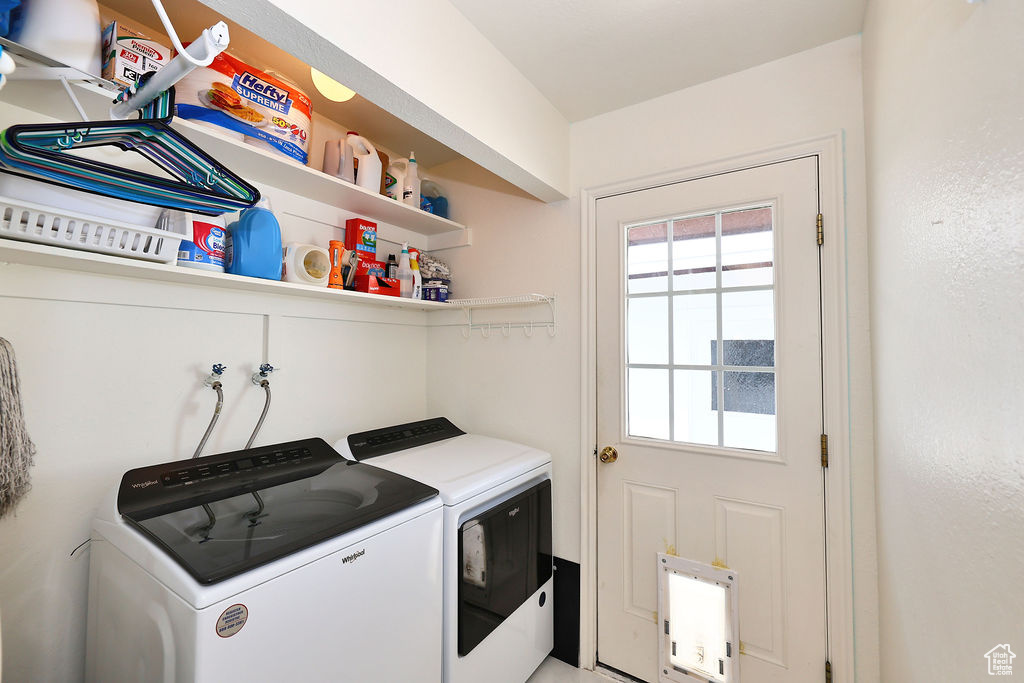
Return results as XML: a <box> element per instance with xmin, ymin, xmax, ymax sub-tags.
<box><xmin>444</xmin><ymin>294</ymin><xmax>556</xmax><ymax>338</ymax></box>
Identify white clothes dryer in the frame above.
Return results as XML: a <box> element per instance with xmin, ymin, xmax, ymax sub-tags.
<box><xmin>86</xmin><ymin>437</ymin><xmax>443</xmax><ymax>683</ymax></box>
<box><xmin>336</xmin><ymin>418</ymin><xmax>553</xmax><ymax>683</ymax></box>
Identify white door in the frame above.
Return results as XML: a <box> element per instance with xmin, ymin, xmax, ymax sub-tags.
<box><xmin>595</xmin><ymin>158</ymin><xmax>826</xmax><ymax>683</ymax></box>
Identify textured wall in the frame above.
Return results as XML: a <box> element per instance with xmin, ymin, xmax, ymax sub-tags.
<box><xmin>862</xmin><ymin>0</ymin><xmax>1024</xmax><ymax>679</ymax></box>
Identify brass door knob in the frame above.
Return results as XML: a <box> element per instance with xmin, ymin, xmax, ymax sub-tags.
<box><xmin>599</xmin><ymin>446</ymin><xmax>618</xmax><ymax>463</ymax></box>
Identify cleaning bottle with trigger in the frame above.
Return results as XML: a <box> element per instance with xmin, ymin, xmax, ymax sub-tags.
<box><xmin>397</xmin><ymin>243</ymin><xmax>413</xmax><ymax>298</ymax></box>
<box><xmin>402</xmin><ymin>151</ymin><xmax>420</xmax><ymax>208</ymax></box>
<box><xmin>409</xmin><ymin>247</ymin><xmax>423</xmax><ymax>300</ymax></box>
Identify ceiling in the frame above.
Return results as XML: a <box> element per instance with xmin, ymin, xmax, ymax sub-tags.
<box><xmin>448</xmin><ymin>0</ymin><xmax>867</xmax><ymax>122</ymax></box>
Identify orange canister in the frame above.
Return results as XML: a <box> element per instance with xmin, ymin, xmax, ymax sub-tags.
<box><xmin>328</xmin><ymin>240</ymin><xmax>346</xmax><ymax>289</ymax></box>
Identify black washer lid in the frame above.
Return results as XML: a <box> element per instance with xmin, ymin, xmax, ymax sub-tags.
<box><xmin>118</xmin><ymin>438</ymin><xmax>438</xmax><ymax>584</ymax></box>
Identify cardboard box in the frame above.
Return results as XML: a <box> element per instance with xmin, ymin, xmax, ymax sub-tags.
<box><xmin>355</xmin><ymin>258</ymin><xmax>385</xmax><ymax>279</ymax></box>
<box><xmin>345</xmin><ymin>218</ymin><xmax>377</xmax><ymax>259</ymax></box>
<box><xmin>423</xmin><ymin>278</ymin><xmax>450</xmax><ymax>302</ymax></box>
<box><xmin>355</xmin><ymin>274</ymin><xmax>401</xmax><ymax>297</ymax></box>
<box><xmin>101</xmin><ymin>21</ymin><xmax>171</xmax><ymax>88</ymax></box>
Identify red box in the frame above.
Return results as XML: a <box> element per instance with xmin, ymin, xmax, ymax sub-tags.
<box><xmin>345</xmin><ymin>218</ymin><xmax>377</xmax><ymax>259</ymax></box>
<box><xmin>355</xmin><ymin>258</ymin><xmax>386</xmax><ymax>278</ymax></box>
<box><xmin>355</xmin><ymin>274</ymin><xmax>401</xmax><ymax>296</ymax></box>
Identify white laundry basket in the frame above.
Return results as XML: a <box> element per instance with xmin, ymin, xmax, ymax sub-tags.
<box><xmin>0</xmin><ymin>195</ymin><xmax>191</xmax><ymax>263</ymax></box>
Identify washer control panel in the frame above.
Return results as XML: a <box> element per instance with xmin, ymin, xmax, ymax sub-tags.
<box><xmin>118</xmin><ymin>437</ymin><xmax>339</xmax><ymax>519</ymax></box>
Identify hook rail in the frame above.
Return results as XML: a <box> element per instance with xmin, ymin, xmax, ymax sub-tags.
<box><xmin>448</xmin><ymin>294</ymin><xmax>556</xmax><ymax>339</ymax></box>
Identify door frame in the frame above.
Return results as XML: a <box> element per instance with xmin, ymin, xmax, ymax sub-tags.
<box><xmin>578</xmin><ymin>133</ymin><xmax>855</xmax><ymax>682</ymax></box>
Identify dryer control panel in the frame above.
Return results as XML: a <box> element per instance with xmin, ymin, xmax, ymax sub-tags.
<box><xmin>345</xmin><ymin>417</ymin><xmax>465</xmax><ymax>461</ymax></box>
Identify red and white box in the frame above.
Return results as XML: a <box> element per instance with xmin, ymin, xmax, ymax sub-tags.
<box><xmin>344</xmin><ymin>218</ymin><xmax>377</xmax><ymax>259</ymax></box>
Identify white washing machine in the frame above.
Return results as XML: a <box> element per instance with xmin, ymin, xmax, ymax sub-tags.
<box><xmin>86</xmin><ymin>437</ymin><xmax>443</xmax><ymax>683</ymax></box>
<box><xmin>336</xmin><ymin>418</ymin><xmax>553</xmax><ymax>683</ymax></box>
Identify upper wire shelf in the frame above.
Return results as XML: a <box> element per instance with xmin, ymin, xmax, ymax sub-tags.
<box><xmin>446</xmin><ymin>294</ymin><xmax>553</xmax><ymax>309</ymax></box>
<box><xmin>444</xmin><ymin>294</ymin><xmax>557</xmax><ymax>338</ymax></box>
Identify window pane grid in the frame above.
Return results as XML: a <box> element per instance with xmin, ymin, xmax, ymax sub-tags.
<box><xmin>628</xmin><ymin>284</ymin><xmax>773</xmax><ymax>298</ymax></box>
<box><xmin>625</xmin><ymin>205</ymin><xmax>777</xmax><ymax>452</ymax></box>
<box><xmin>628</xmin><ymin>364</ymin><xmax>774</xmax><ymax>373</ymax></box>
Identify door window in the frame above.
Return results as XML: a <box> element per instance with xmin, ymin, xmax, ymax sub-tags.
<box><xmin>625</xmin><ymin>206</ymin><xmax>777</xmax><ymax>452</ymax></box>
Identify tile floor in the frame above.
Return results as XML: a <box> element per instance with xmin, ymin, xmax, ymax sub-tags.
<box><xmin>528</xmin><ymin>657</ymin><xmax>614</xmax><ymax>682</ymax></box>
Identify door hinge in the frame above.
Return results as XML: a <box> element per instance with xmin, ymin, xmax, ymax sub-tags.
<box><xmin>816</xmin><ymin>213</ymin><xmax>824</xmax><ymax>246</ymax></box>
<box><xmin>825</xmin><ymin>659</ymin><xmax>833</xmax><ymax>683</ymax></box>
<box><xmin>820</xmin><ymin>434</ymin><xmax>829</xmax><ymax>468</ymax></box>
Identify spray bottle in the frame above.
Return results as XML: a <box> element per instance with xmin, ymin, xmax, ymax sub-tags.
<box><xmin>397</xmin><ymin>243</ymin><xmax>414</xmax><ymax>298</ymax></box>
<box><xmin>403</xmin><ymin>151</ymin><xmax>420</xmax><ymax>208</ymax></box>
<box><xmin>409</xmin><ymin>248</ymin><xmax>423</xmax><ymax>300</ymax></box>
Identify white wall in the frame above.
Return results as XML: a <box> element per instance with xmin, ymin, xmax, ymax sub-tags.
<box><xmin>424</xmin><ymin>159</ymin><xmax>579</xmax><ymax>559</ymax></box>
<box><xmin>571</xmin><ymin>35</ymin><xmax>879</xmax><ymax>679</ymax></box>
<box><xmin>862</xmin><ymin>1</ymin><xmax>1024</xmax><ymax>680</ymax></box>
<box><xmin>199</xmin><ymin>0</ymin><xmax>571</xmax><ymax>202</ymax></box>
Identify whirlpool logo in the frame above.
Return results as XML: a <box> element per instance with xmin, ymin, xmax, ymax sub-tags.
<box><xmin>342</xmin><ymin>549</ymin><xmax>365</xmax><ymax>565</ymax></box>
<box><xmin>508</xmin><ymin>507</ymin><xmax>520</xmax><ymax>518</ymax></box>
<box><xmin>130</xmin><ymin>479</ymin><xmax>158</xmax><ymax>489</ymax></box>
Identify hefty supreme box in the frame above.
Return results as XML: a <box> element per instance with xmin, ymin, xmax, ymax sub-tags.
<box><xmin>101</xmin><ymin>21</ymin><xmax>171</xmax><ymax>88</ymax></box>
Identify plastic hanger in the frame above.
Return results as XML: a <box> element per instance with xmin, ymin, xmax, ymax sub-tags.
<box><xmin>0</xmin><ymin>83</ymin><xmax>259</xmax><ymax>215</ymax></box>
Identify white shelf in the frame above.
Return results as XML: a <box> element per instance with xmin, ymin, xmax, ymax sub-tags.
<box><xmin>447</xmin><ymin>294</ymin><xmax>554</xmax><ymax>309</ymax></box>
<box><xmin>0</xmin><ymin>238</ymin><xmax>450</xmax><ymax>311</ymax></box>
<box><xmin>0</xmin><ymin>38</ymin><xmax>470</xmax><ymax>248</ymax></box>
<box><xmin>169</xmin><ymin>119</ymin><xmax>469</xmax><ymax>241</ymax></box>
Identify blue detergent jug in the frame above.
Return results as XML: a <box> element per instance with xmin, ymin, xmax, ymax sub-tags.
<box><xmin>0</xmin><ymin>0</ymin><xmax>24</xmax><ymax>39</ymax></box>
<box><xmin>225</xmin><ymin>198</ymin><xmax>282</xmax><ymax>280</ymax></box>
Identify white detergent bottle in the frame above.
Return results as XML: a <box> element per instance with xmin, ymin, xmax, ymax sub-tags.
<box><xmin>397</xmin><ymin>243</ymin><xmax>414</xmax><ymax>298</ymax></box>
<box><xmin>340</xmin><ymin>131</ymin><xmax>358</xmax><ymax>183</ymax></box>
<box><xmin>385</xmin><ymin>158</ymin><xmax>408</xmax><ymax>201</ymax></box>
<box><xmin>348</xmin><ymin>134</ymin><xmax>383</xmax><ymax>193</ymax></box>
<box><xmin>403</xmin><ymin>151</ymin><xmax>420</xmax><ymax>207</ymax></box>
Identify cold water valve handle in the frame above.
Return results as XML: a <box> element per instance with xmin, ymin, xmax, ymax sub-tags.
<box><xmin>251</xmin><ymin>363</ymin><xmax>276</xmax><ymax>386</ymax></box>
<box><xmin>205</xmin><ymin>363</ymin><xmax>227</xmax><ymax>388</ymax></box>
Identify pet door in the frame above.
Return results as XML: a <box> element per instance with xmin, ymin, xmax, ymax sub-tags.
<box><xmin>657</xmin><ymin>554</ymin><xmax>739</xmax><ymax>683</ymax></box>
